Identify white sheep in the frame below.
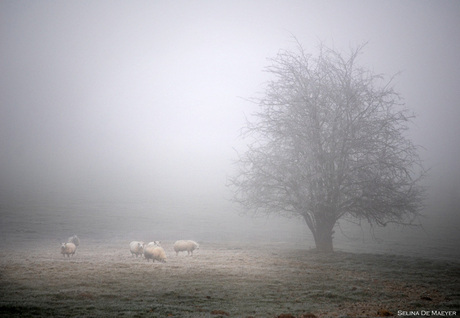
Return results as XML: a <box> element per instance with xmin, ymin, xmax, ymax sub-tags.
<box><xmin>60</xmin><ymin>242</ymin><xmax>76</xmax><ymax>257</ymax></box>
<box><xmin>173</xmin><ymin>240</ymin><xmax>199</xmax><ymax>256</ymax></box>
<box><xmin>129</xmin><ymin>241</ymin><xmax>145</xmax><ymax>257</ymax></box>
<box><xmin>143</xmin><ymin>246</ymin><xmax>166</xmax><ymax>263</ymax></box>
<box><xmin>147</xmin><ymin>241</ymin><xmax>161</xmax><ymax>247</ymax></box>
<box><xmin>68</xmin><ymin>235</ymin><xmax>80</xmax><ymax>247</ymax></box>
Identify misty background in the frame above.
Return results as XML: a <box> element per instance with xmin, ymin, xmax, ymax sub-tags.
<box><xmin>1</xmin><ymin>1</ymin><xmax>459</xmax><ymax>260</ymax></box>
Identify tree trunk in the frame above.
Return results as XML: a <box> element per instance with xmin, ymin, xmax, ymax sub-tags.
<box><xmin>302</xmin><ymin>212</ymin><xmax>336</xmax><ymax>252</ymax></box>
<box><xmin>306</xmin><ymin>217</ymin><xmax>335</xmax><ymax>253</ymax></box>
<box><xmin>313</xmin><ymin>226</ymin><xmax>334</xmax><ymax>253</ymax></box>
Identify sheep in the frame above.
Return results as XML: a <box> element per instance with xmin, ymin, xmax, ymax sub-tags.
<box><xmin>173</xmin><ymin>240</ymin><xmax>199</xmax><ymax>256</ymax></box>
<box><xmin>143</xmin><ymin>246</ymin><xmax>166</xmax><ymax>263</ymax></box>
<box><xmin>129</xmin><ymin>241</ymin><xmax>145</xmax><ymax>257</ymax></box>
<box><xmin>60</xmin><ymin>242</ymin><xmax>76</xmax><ymax>257</ymax></box>
<box><xmin>147</xmin><ymin>241</ymin><xmax>161</xmax><ymax>247</ymax></box>
<box><xmin>68</xmin><ymin>235</ymin><xmax>80</xmax><ymax>247</ymax></box>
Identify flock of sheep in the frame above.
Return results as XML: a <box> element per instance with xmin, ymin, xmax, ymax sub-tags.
<box><xmin>60</xmin><ymin>235</ymin><xmax>199</xmax><ymax>263</ymax></box>
<box><xmin>129</xmin><ymin>240</ymin><xmax>200</xmax><ymax>263</ymax></box>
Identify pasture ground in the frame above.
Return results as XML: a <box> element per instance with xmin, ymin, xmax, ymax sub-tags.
<box><xmin>0</xmin><ymin>239</ymin><xmax>458</xmax><ymax>317</ymax></box>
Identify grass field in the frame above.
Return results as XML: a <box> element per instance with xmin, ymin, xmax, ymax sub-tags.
<box><xmin>0</xmin><ymin>238</ymin><xmax>459</xmax><ymax>318</ymax></box>
<box><xmin>0</xmin><ymin>202</ymin><xmax>459</xmax><ymax>317</ymax></box>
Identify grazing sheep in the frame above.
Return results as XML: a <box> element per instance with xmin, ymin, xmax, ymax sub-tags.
<box><xmin>68</xmin><ymin>235</ymin><xmax>80</xmax><ymax>247</ymax></box>
<box><xmin>147</xmin><ymin>241</ymin><xmax>161</xmax><ymax>247</ymax></box>
<box><xmin>61</xmin><ymin>242</ymin><xmax>76</xmax><ymax>257</ymax></box>
<box><xmin>173</xmin><ymin>240</ymin><xmax>199</xmax><ymax>256</ymax></box>
<box><xmin>129</xmin><ymin>241</ymin><xmax>145</xmax><ymax>257</ymax></box>
<box><xmin>144</xmin><ymin>246</ymin><xmax>166</xmax><ymax>263</ymax></box>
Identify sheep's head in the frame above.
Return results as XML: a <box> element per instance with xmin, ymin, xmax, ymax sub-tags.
<box><xmin>147</xmin><ymin>241</ymin><xmax>161</xmax><ymax>247</ymax></box>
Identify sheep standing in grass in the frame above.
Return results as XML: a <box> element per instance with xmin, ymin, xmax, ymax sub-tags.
<box><xmin>129</xmin><ymin>241</ymin><xmax>145</xmax><ymax>257</ymax></box>
<box><xmin>61</xmin><ymin>242</ymin><xmax>76</xmax><ymax>257</ymax></box>
<box><xmin>68</xmin><ymin>235</ymin><xmax>80</xmax><ymax>247</ymax></box>
<box><xmin>144</xmin><ymin>246</ymin><xmax>166</xmax><ymax>263</ymax></box>
<box><xmin>173</xmin><ymin>240</ymin><xmax>199</xmax><ymax>256</ymax></box>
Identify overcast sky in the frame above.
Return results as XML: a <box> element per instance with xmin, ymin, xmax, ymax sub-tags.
<box><xmin>1</xmin><ymin>1</ymin><xmax>459</xmax><ymax>213</ymax></box>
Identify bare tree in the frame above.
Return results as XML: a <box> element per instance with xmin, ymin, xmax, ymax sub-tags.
<box><xmin>230</xmin><ymin>42</ymin><xmax>426</xmax><ymax>252</ymax></box>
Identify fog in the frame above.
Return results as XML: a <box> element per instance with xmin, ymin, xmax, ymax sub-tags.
<box><xmin>1</xmin><ymin>1</ymin><xmax>460</xmax><ymax>260</ymax></box>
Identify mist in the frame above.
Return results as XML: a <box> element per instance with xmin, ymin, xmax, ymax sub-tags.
<box><xmin>1</xmin><ymin>1</ymin><xmax>460</xmax><ymax>261</ymax></box>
